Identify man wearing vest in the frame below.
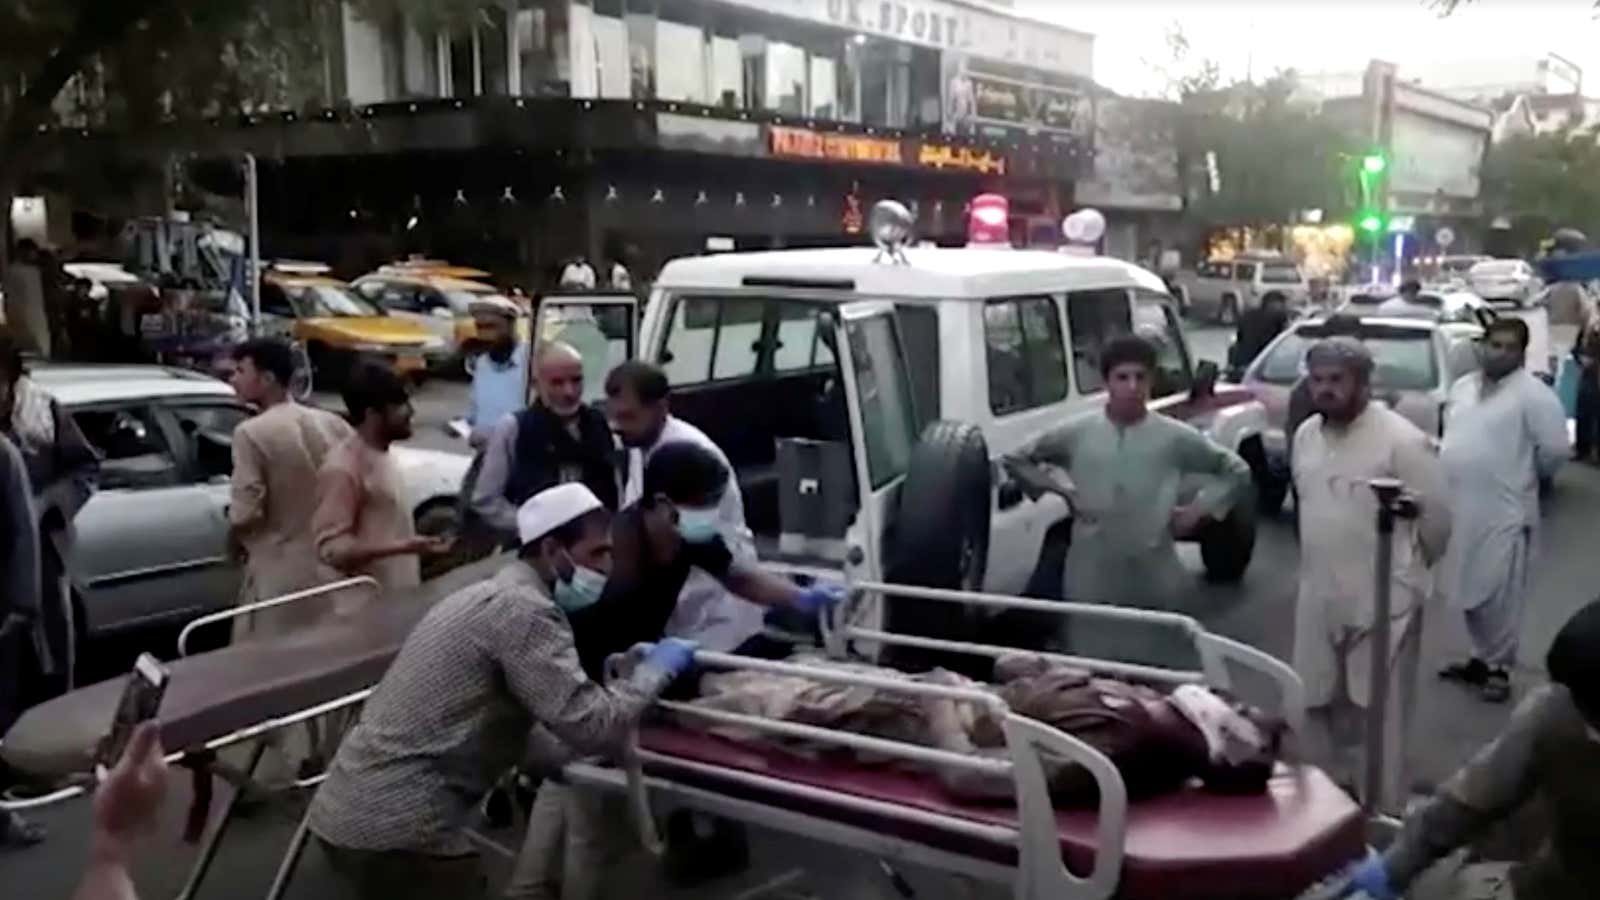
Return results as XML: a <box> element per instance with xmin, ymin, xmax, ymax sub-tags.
<box><xmin>471</xmin><ymin>341</ymin><xmax>618</xmax><ymax>546</ymax></box>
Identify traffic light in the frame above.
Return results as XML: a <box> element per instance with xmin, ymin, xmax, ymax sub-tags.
<box><xmin>1359</xmin><ymin>214</ymin><xmax>1384</xmax><ymax>233</ymax></box>
<box><xmin>1355</xmin><ymin>151</ymin><xmax>1388</xmax><ymax>235</ymax></box>
<box><xmin>1362</xmin><ymin>154</ymin><xmax>1387</xmax><ymax>175</ymax></box>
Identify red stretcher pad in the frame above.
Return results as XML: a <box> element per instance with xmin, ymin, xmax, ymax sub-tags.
<box><xmin>639</xmin><ymin>725</ymin><xmax>1365</xmax><ymax>900</ymax></box>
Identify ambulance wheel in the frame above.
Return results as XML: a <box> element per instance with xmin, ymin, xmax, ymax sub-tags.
<box><xmin>1199</xmin><ymin>501</ymin><xmax>1255</xmax><ymax>583</ymax></box>
<box><xmin>882</xmin><ymin>421</ymin><xmax>992</xmax><ymax>676</ymax></box>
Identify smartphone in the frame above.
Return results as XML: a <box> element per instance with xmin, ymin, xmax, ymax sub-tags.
<box><xmin>95</xmin><ymin>653</ymin><xmax>168</xmax><ymax>776</ymax></box>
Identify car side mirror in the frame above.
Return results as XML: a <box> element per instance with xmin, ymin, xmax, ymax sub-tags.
<box><xmin>1192</xmin><ymin>360</ymin><xmax>1219</xmax><ymax>400</ymax></box>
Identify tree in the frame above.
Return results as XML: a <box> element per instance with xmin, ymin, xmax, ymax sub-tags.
<box><xmin>1480</xmin><ymin>127</ymin><xmax>1600</xmax><ymax>252</ymax></box>
<box><xmin>1147</xmin><ymin>24</ymin><xmax>1358</xmax><ymax>233</ymax></box>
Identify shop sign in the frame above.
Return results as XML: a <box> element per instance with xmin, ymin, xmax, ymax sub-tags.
<box><xmin>966</xmin><ymin>73</ymin><xmax>1087</xmax><ymax>136</ymax></box>
<box><xmin>769</xmin><ymin>125</ymin><xmax>905</xmax><ymax>165</ymax></box>
<box><xmin>915</xmin><ymin>142</ymin><xmax>1006</xmax><ymax>175</ymax></box>
<box><xmin>714</xmin><ymin>0</ymin><xmax>1093</xmax><ymax>78</ymax></box>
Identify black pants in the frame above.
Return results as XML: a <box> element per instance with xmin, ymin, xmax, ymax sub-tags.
<box><xmin>1577</xmin><ymin>375</ymin><xmax>1600</xmax><ymax>459</ymax></box>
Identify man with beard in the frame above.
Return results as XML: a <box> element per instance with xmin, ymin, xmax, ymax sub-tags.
<box><xmin>604</xmin><ymin>361</ymin><xmax>759</xmax><ymax>653</ymax></box>
<box><xmin>314</xmin><ymin>364</ymin><xmax>451</xmax><ymax>597</ymax></box>
<box><xmin>471</xmin><ymin>341</ymin><xmax>617</xmax><ymax>546</ymax></box>
<box><xmin>465</xmin><ymin>296</ymin><xmax>529</xmax><ymax>450</ymax></box>
<box><xmin>1291</xmin><ymin>337</ymin><xmax>1450</xmax><ymax>813</ymax></box>
<box><xmin>1437</xmin><ymin>318</ymin><xmax>1568</xmax><ymax>703</ymax></box>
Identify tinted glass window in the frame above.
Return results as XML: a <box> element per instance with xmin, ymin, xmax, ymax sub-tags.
<box><xmin>1233</xmin><ymin>262</ymin><xmax>1257</xmax><ymax>281</ymax></box>
<box><xmin>169</xmin><ymin>404</ymin><xmax>249</xmax><ymax>481</ymax></box>
<box><xmin>1133</xmin><ymin>296</ymin><xmax>1192</xmax><ymax>398</ymax></box>
<box><xmin>73</xmin><ymin>406</ymin><xmax>179</xmax><ymax>490</ymax></box>
<box><xmin>1066</xmin><ymin>289</ymin><xmax>1133</xmax><ymax>394</ymax></box>
<box><xmin>846</xmin><ymin>313</ymin><xmax>919</xmax><ymax>488</ymax></box>
<box><xmin>984</xmin><ymin>296</ymin><xmax>1069</xmax><ymax>415</ymax></box>
<box><xmin>895</xmin><ymin>304</ymin><xmax>939</xmax><ymax>422</ymax></box>
<box><xmin>1197</xmin><ymin>262</ymin><xmax>1230</xmax><ymax>278</ymax></box>
<box><xmin>1262</xmin><ymin>264</ymin><xmax>1300</xmax><ymax>284</ymax></box>
<box><xmin>1256</xmin><ymin>328</ymin><xmax>1439</xmax><ymax>391</ymax></box>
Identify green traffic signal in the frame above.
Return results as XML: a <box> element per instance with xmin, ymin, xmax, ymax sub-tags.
<box><xmin>1362</xmin><ymin>154</ymin><xmax>1387</xmax><ymax>175</ymax></box>
<box><xmin>1359</xmin><ymin>214</ymin><xmax>1383</xmax><ymax>233</ymax></box>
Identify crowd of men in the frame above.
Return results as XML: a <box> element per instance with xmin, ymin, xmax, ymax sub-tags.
<box><xmin>4</xmin><ymin>280</ymin><xmax>1598</xmax><ymax>899</ymax></box>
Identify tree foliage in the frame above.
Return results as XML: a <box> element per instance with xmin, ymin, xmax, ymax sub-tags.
<box><xmin>1480</xmin><ymin>127</ymin><xmax>1600</xmax><ymax>251</ymax></box>
<box><xmin>1148</xmin><ymin>24</ymin><xmax>1358</xmax><ymax>229</ymax></box>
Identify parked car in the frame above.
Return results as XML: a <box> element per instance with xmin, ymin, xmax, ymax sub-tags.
<box><xmin>1174</xmin><ymin>255</ymin><xmax>1309</xmax><ymax>324</ymax></box>
<box><xmin>1467</xmin><ymin>258</ymin><xmax>1541</xmax><ymax>307</ymax></box>
<box><xmin>551</xmin><ymin>231</ymin><xmax>1272</xmax><ymax>653</ymax></box>
<box><xmin>259</xmin><ymin>261</ymin><xmax>448</xmax><ymax>386</ymax></box>
<box><xmin>32</xmin><ymin>363</ymin><xmax>469</xmax><ymax>673</ymax></box>
<box><xmin>1239</xmin><ymin>314</ymin><xmax>1485</xmax><ymax>509</ymax></box>
<box><xmin>1427</xmin><ymin>254</ymin><xmax>1492</xmax><ymax>288</ymax></box>
<box><xmin>352</xmin><ymin>259</ymin><xmax>524</xmax><ymax>365</ymax></box>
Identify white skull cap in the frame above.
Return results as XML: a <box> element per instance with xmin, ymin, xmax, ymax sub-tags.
<box><xmin>517</xmin><ymin>483</ymin><xmax>602</xmax><ymax>547</ymax></box>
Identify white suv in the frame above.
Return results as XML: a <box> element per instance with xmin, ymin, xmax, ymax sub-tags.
<box><xmin>542</xmin><ymin>240</ymin><xmax>1273</xmax><ymax>649</ymax></box>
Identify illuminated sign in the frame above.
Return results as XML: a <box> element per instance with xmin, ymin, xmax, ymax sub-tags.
<box><xmin>916</xmin><ymin>142</ymin><xmax>1007</xmax><ymax>175</ymax></box>
<box><xmin>769</xmin><ymin>126</ymin><xmax>904</xmax><ymax>165</ymax></box>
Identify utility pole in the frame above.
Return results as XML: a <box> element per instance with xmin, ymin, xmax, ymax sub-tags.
<box><xmin>244</xmin><ymin>153</ymin><xmax>261</xmax><ymax>332</ymax></box>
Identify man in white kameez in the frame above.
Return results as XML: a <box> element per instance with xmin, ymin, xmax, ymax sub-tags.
<box><xmin>1292</xmin><ymin>338</ymin><xmax>1451</xmax><ymax>813</ymax></box>
<box><xmin>1438</xmin><ymin>318</ymin><xmax>1568</xmax><ymax>703</ymax></box>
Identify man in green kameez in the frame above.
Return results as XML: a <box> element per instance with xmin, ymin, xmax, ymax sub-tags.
<box><xmin>1005</xmin><ymin>335</ymin><xmax>1252</xmax><ymax>665</ymax></box>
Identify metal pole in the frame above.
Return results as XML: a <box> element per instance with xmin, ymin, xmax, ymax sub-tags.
<box><xmin>176</xmin><ymin>741</ymin><xmax>266</xmax><ymax>900</ymax></box>
<box><xmin>244</xmin><ymin>153</ymin><xmax>261</xmax><ymax>334</ymax></box>
<box><xmin>1364</xmin><ymin>478</ymin><xmax>1408</xmax><ymax>815</ymax></box>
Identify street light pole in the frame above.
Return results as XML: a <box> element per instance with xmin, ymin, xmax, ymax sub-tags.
<box><xmin>244</xmin><ymin>153</ymin><xmax>261</xmax><ymax>334</ymax></box>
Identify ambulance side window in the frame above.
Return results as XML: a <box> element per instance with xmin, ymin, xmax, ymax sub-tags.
<box><xmin>1066</xmin><ymin>289</ymin><xmax>1133</xmax><ymax>393</ymax></box>
<box><xmin>983</xmin><ymin>296</ymin><xmax>1069</xmax><ymax>416</ymax></box>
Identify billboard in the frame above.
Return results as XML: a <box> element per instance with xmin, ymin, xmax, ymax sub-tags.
<box><xmin>941</xmin><ymin>52</ymin><xmax>1091</xmax><ymax>140</ymax></box>
<box><xmin>1075</xmin><ymin>99</ymin><xmax>1181</xmax><ymax>211</ymax></box>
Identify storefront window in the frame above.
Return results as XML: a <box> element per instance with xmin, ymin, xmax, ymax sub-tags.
<box><xmin>514</xmin><ymin>0</ymin><xmax>570</xmax><ymax>97</ymax></box>
<box><xmin>655</xmin><ymin>9</ymin><xmax>706</xmax><ymax>102</ymax></box>
<box><xmin>480</xmin><ymin>12</ymin><xmax>509</xmax><ymax>95</ymax></box>
<box><xmin>809</xmin><ymin>53</ymin><xmax>838</xmax><ymax>119</ymax></box>
<box><xmin>766</xmin><ymin>40</ymin><xmax>806</xmax><ymax>113</ymax></box>
<box><xmin>626</xmin><ymin>0</ymin><xmax>656</xmax><ymax>100</ymax></box>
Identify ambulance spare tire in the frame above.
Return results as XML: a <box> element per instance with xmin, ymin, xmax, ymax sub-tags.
<box><xmin>882</xmin><ymin>421</ymin><xmax>992</xmax><ymax>675</ymax></box>
<box><xmin>1198</xmin><ymin>499</ymin><xmax>1256</xmax><ymax>583</ymax></box>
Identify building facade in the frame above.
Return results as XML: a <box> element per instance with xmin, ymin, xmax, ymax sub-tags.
<box><xmin>36</xmin><ymin>0</ymin><xmax>1100</xmax><ymax>290</ymax></box>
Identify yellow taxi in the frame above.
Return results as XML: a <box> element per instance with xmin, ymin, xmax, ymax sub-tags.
<box><xmin>259</xmin><ymin>262</ymin><xmax>447</xmax><ymax>383</ymax></box>
<box><xmin>350</xmin><ymin>259</ymin><xmax>528</xmax><ymax>362</ymax></box>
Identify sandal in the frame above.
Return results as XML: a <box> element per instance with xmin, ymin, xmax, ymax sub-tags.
<box><xmin>1481</xmin><ymin>669</ymin><xmax>1512</xmax><ymax>704</ymax></box>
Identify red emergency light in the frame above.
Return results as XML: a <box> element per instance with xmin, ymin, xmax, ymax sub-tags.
<box><xmin>967</xmin><ymin>193</ymin><xmax>1011</xmax><ymax>247</ymax></box>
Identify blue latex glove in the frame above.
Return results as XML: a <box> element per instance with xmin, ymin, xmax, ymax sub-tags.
<box><xmin>640</xmin><ymin>638</ymin><xmax>697</xmax><ymax>679</ymax></box>
<box><xmin>794</xmin><ymin>583</ymin><xmax>847</xmax><ymax>616</ymax></box>
<box><xmin>1342</xmin><ymin>850</ymin><xmax>1396</xmax><ymax>900</ymax></box>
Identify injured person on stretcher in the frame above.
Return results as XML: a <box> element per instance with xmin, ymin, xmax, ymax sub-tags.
<box><xmin>676</xmin><ymin>651</ymin><xmax>1285</xmax><ymax>804</ymax></box>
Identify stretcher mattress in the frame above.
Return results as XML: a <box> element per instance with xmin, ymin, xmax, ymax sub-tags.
<box><xmin>639</xmin><ymin>725</ymin><xmax>1365</xmax><ymax>900</ymax></box>
<box><xmin>1</xmin><ymin>558</ymin><xmax>503</xmax><ymax>781</ymax></box>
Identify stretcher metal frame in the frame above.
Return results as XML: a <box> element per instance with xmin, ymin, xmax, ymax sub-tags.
<box><xmin>561</xmin><ymin>575</ymin><xmax>1318</xmax><ymax>900</ymax></box>
<box><xmin>0</xmin><ymin>577</ymin><xmax>379</xmax><ymax>900</ymax></box>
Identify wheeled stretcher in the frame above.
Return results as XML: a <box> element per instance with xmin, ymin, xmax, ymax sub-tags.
<box><xmin>2</xmin><ymin>561</ymin><xmax>1365</xmax><ymax>899</ymax></box>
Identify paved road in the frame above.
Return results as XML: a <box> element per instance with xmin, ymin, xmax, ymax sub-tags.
<box><xmin>8</xmin><ymin>324</ymin><xmax>1584</xmax><ymax>899</ymax></box>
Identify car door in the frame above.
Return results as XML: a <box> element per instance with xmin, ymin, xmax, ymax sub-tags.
<box><xmin>529</xmin><ymin>294</ymin><xmax>638</xmax><ymax>406</ymax></box>
<box><xmin>163</xmin><ymin>399</ymin><xmax>254</xmax><ymax>604</ymax></box>
<box><xmin>68</xmin><ymin>401</ymin><xmax>234</xmax><ymax>634</ymax></box>
<box><xmin>830</xmin><ymin>302</ymin><xmax>920</xmax><ymax>587</ymax></box>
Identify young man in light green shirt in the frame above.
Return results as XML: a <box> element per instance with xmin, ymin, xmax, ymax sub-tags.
<box><xmin>1005</xmin><ymin>335</ymin><xmax>1252</xmax><ymax>664</ymax></box>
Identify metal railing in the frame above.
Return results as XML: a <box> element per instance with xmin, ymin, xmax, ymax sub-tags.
<box><xmin>176</xmin><ymin>576</ymin><xmax>379</xmax><ymax>657</ymax></box>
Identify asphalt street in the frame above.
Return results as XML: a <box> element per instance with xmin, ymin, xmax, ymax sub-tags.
<box><xmin>6</xmin><ymin>324</ymin><xmax>1589</xmax><ymax>899</ymax></box>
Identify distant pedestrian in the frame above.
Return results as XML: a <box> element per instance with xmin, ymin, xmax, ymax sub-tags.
<box><xmin>471</xmin><ymin>341</ymin><xmax>618</xmax><ymax>546</ymax></box>
<box><xmin>314</xmin><ymin>364</ymin><xmax>450</xmax><ymax>599</ymax></box>
<box><xmin>1005</xmin><ymin>335</ymin><xmax>1252</xmax><ymax>665</ymax></box>
<box><xmin>3</xmin><ymin>241</ymin><xmax>50</xmax><ymax>357</ymax></box>
<box><xmin>1291</xmin><ymin>337</ymin><xmax>1451</xmax><ymax>812</ymax></box>
<box><xmin>464</xmin><ymin>296</ymin><xmax>528</xmax><ymax>451</ymax></box>
<box><xmin>1435</xmin><ymin>319</ymin><xmax>1567</xmax><ymax>702</ymax></box>
<box><xmin>1230</xmin><ymin>291</ymin><xmax>1289</xmax><ymax>375</ymax></box>
<box><xmin>1571</xmin><ymin>312</ymin><xmax>1600</xmax><ymax>463</ymax></box>
<box><xmin>0</xmin><ymin>334</ymin><xmax>97</xmax><ymax>701</ymax></box>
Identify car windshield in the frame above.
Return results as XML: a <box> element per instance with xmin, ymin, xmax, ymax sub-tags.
<box><xmin>1255</xmin><ymin>326</ymin><xmax>1438</xmax><ymax>391</ymax></box>
<box><xmin>293</xmin><ymin>284</ymin><xmax>382</xmax><ymax>317</ymax></box>
<box><xmin>443</xmin><ymin>290</ymin><xmax>506</xmax><ymax>315</ymax></box>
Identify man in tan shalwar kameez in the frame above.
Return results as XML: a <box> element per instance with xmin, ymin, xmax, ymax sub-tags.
<box><xmin>227</xmin><ymin>338</ymin><xmax>355</xmax><ymax>778</ymax></box>
<box><xmin>1291</xmin><ymin>337</ymin><xmax>1451</xmax><ymax>814</ymax></box>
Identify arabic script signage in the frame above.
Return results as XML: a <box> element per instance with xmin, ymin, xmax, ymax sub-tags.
<box><xmin>916</xmin><ymin>142</ymin><xmax>1006</xmax><ymax>175</ymax></box>
<box><xmin>769</xmin><ymin>126</ymin><xmax>905</xmax><ymax>164</ymax></box>
<box><xmin>966</xmin><ymin>73</ymin><xmax>1087</xmax><ymax>136</ymax></box>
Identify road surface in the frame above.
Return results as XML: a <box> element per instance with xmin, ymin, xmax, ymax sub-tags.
<box><xmin>5</xmin><ymin>325</ymin><xmax>1581</xmax><ymax>899</ymax></box>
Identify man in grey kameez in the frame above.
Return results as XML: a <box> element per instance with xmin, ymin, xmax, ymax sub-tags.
<box><xmin>1292</xmin><ymin>338</ymin><xmax>1451</xmax><ymax>814</ymax></box>
<box><xmin>1438</xmin><ymin>318</ymin><xmax>1568</xmax><ymax>703</ymax></box>
<box><xmin>1006</xmin><ymin>335</ymin><xmax>1252</xmax><ymax>666</ymax></box>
